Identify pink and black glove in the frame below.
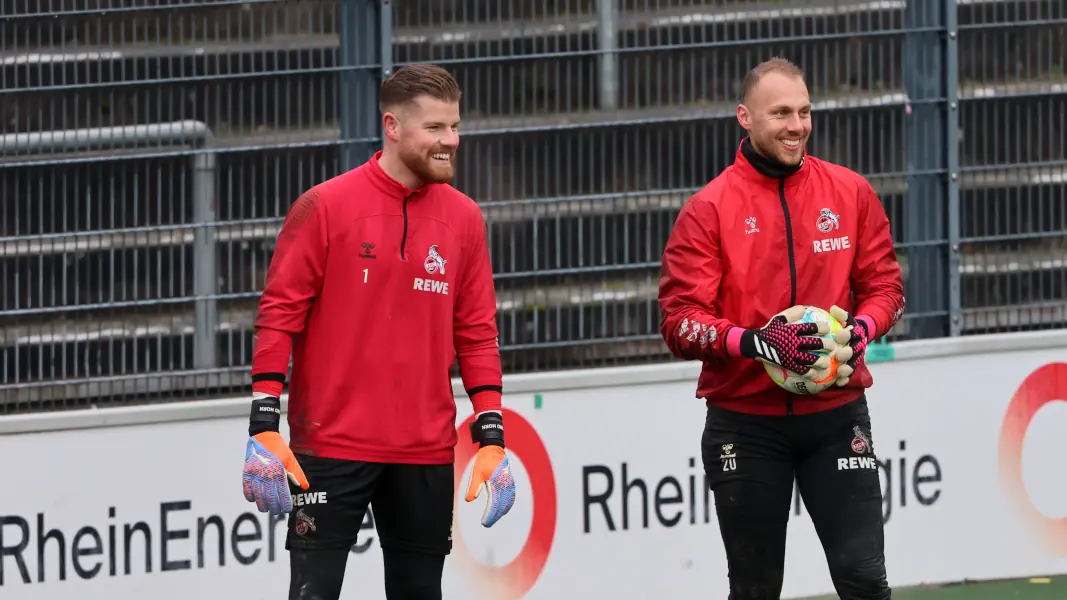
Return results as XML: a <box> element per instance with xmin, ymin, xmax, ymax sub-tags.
<box><xmin>731</xmin><ymin>305</ymin><xmax>836</xmax><ymax>380</ymax></box>
<box><xmin>829</xmin><ymin>305</ymin><xmax>871</xmax><ymax>386</ymax></box>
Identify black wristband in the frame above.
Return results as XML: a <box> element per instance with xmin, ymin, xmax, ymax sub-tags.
<box><xmin>469</xmin><ymin>412</ymin><xmax>505</xmax><ymax>448</ymax></box>
<box><xmin>248</xmin><ymin>396</ymin><xmax>282</xmax><ymax>437</ymax></box>
<box><xmin>737</xmin><ymin>328</ymin><xmax>758</xmax><ymax>359</ymax></box>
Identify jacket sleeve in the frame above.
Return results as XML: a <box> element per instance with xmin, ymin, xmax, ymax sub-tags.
<box><xmin>254</xmin><ymin>188</ymin><xmax>329</xmax><ymax>335</ymax></box>
<box><xmin>658</xmin><ymin>195</ymin><xmax>737</xmax><ymax>361</ymax></box>
<box><xmin>453</xmin><ymin>208</ymin><xmax>503</xmax><ymax>415</ymax></box>
<box><xmin>850</xmin><ymin>180</ymin><xmax>906</xmax><ymax>340</ymax></box>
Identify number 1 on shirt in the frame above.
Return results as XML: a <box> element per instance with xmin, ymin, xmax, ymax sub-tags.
<box><xmin>363</xmin><ymin>268</ymin><xmax>369</xmax><ymax>283</ymax></box>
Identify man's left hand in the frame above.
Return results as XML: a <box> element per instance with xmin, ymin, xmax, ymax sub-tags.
<box><xmin>829</xmin><ymin>305</ymin><xmax>869</xmax><ymax>386</ymax></box>
<box><xmin>465</xmin><ymin>412</ymin><xmax>516</xmax><ymax>527</ymax></box>
<box><xmin>465</xmin><ymin>445</ymin><xmax>516</xmax><ymax>527</ymax></box>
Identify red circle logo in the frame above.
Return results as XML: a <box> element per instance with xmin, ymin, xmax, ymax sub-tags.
<box><xmin>851</xmin><ymin>438</ymin><xmax>866</xmax><ymax>454</ymax></box>
<box><xmin>998</xmin><ymin>362</ymin><xmax>1067</xmax><ymax>555</ymax></box>
<box><xmin>453</xmin><ymin>408</ymin><xmax>557</xmax><ymax>599</ymax></box>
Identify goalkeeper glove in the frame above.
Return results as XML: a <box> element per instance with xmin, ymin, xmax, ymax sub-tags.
<box><xmin>735</xmin><ymin>305</ymin><xmax>837</xmax><ymax>380</ymax></box>
<box><xmin>464</xmin><ymin>412</ymin><xmax>516</xmax><ymax>528</ymax></box>
<box><xmin>829</xmin><ymin>305</ymin><xmax>871</xmax><ymax>386</ymax></box>
<box><xmin>242</xmin><ymin>394</ymin><xmax>309</xmax><ymax>515</ymax></box>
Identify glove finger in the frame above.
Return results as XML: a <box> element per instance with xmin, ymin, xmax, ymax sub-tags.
<box><xmin>788</xmin><ymin>321</ymin><xmax>823</xmax><ymax>337</ymax></box>
<box><xmin>483</xmin><ymin>493</ymin><xmax>515</xmax><ymax>529</ymax></box>
<box><xmin>265</xmin><ymin>483</ymin><xmax>280</xmax><ymax>514</ymax></box>
<box><xmin>254</xmin><ymin>482</ymin><xmax>269</xmax><ymax>513</ymax></box>
<box><xmin>835</xmin><ymin>375</ymin><xmax>850</xmax><ymax>387</ymax></box>
<box><xmin>276</xmin><ymin>482</ymin><xmax>293</xmax><ymax>514</ymax></box>
<box><xmin>804</xmin><ymin>364</ymin><xmax>830</xmax><ymax>382</ymax></box>
<box><xmin>832</xmin><ymin>328</ymin><xmax>852</xmax><ymax>346</ymax></box>
<box><xmin>796</xmin><ymin>336</ymin><xmax>835</xmax><ymax>352</ymax></box>
<box><xmin>286</xmin><ymin>467</ymin><xmax>310</xmax><ymax>491</ymax></box>
<box><xmin>829</xmin><ymin>305</ymin><xmax>853</xmax><ymax>326</ymax></box>
<box><xmin>479</xmin><ymin>485</ymin><xmax>498</xmax><ymax>527</ymax></box>
<box><xmin>833</xmin><ymin>344</ymin><xmax>854</xmax><ymax>364</ymax></box>
<box><xmin>279</xmin><ymin>451</ymin><xmax>309</xmax><ymax>490</ymax></box>
<box><xmin>847</xmin><ymin>349</ymin><xmax>864</xmax><ymax>369</ymax></box>
<box><xmin>243</xmin><ymin>476</ymin><xmax>255</xmax><ymax>503</ymax></box>
<box><xmin>465</xmin><ymin>470</ymin><xmax>484</xmax><ymax>503</ymax></box>
<box><xmin>809</xmin><ymin>355</ymin><xmax>831</xmax><ymax>371</ymax></box>
<box><xmin>778</xmin><ymin>305</ymin><xmax>809</xmax><ymax>323</ymax></box>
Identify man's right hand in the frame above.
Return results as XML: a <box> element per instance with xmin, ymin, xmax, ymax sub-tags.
<box><xmin>736</xmin><ymin>305</ymin><xmax>836</xmax><ymax>379</ymax></box>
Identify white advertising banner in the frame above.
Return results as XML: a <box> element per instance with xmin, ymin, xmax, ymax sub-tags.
<box><xmin>1</xmin><ymin>336</ymin><xmax>1066</xmax><ymax>599</ymax></box>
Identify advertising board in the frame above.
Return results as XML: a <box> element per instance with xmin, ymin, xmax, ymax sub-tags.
<box><xmin>1</xmin><ymin>330</ymin><xmax>1065</xmax><ymax>598</ymax></box>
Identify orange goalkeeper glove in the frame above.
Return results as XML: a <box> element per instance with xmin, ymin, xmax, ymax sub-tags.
<box><xmin>241</xmin><ymin>394</ymin><xmax>309</xmax><ymax>514</ymax></box>
<box><xmin>464</xmin><ymin>412</ymin><xmax>516</xmax><ymax>528</ymax></box>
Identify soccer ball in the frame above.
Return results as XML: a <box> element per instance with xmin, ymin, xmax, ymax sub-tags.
<box><xmin>762</xmin><ymin>306</ymin><xmax>844</xmax><ymax>396</ymax></box>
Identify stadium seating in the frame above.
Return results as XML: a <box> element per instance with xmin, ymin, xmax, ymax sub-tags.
<box><xmin>0</xmin><ymin>0</ymin><xmax>1064</xmax><ymax>411</ymax></box>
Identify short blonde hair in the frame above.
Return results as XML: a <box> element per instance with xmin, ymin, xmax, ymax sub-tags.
<box><xmin>740</xmin><ymin>57</ymin><xmax>805</xmax><ymax>103</ymax></box>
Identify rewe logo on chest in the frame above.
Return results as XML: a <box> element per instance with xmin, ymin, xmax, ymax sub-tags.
<box><xmin>813</xmin><ymin>236</ymin><xmax>850</xmax><ymax>253</ymax></box>
<box><xmin>414</xmin><ymin>278</ymin><xmax>449</xmax><ymax>295</ymax></box>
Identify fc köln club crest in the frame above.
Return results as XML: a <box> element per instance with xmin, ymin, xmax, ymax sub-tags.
<box><xmin>850</xmin><ymin>426</ymin><xmax>871</xmax><ymax>454</ymax></box>
<box><xmin>294</xmin><ymin>509</ymin><xmax>317</xmax><ymax>536</ymax></box>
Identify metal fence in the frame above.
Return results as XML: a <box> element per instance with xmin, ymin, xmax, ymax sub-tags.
<box><xmin>1</xmin><ymin>0</ymin><xmax>1064</xmax><ymax>413</ymax></box>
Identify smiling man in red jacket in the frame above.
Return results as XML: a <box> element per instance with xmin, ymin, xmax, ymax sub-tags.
<box><xmin>658</xmin><ymin>57</ymin><xmax>905</xmax><ymax>600</ymax></box>
<box><xmin>241</xmin><ymin>64</ymin><xmax>516</xmax><ymax>600</ymax></box>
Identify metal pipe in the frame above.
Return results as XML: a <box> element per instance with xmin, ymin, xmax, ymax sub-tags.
<box><xmin>597</xmin><ymin>0</ymin><xmax>618</xmax><ymax>111</ymax></box>
<box><xmin>0</xmin><ymin>120</ymin><xmax>219</xmax><ymax>369</ymax></box>
<box><xmin>944</xmin><ymin>1</ymin><xmax>962</xmax><ymax>337</ymax></box>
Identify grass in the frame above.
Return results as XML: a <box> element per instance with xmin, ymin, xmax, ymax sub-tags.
<box><xmin>800</xmin><ymin>574</ymin><xmax>1067</xmax><ymax>600</ymax></box>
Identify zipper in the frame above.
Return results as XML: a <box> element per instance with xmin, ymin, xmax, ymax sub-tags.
<box><xmin>777</xmin><ymin>178</ymin><xmax>798</xmax><ymax>416</ymax></box>
<box><xmin>400</xmin><ymin>193</ymin><xmax>411</xmax><ymax>260</ymax></box>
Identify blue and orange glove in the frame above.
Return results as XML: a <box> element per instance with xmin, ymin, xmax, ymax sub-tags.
<box><xmin>464</xmin><ymin>412</ymin><xmax>516</xmax><ymax>528</ymax></box>
<box><xmin>242</xmin><ymin>394</ymin><xmax>309</xmax><ymax>514</ymax></box>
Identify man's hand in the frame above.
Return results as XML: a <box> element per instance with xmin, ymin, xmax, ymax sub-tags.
<box><xmin>829</xmin><ymin>305</ymin><xmax>870</xmax><ymax>386</ymax></box>
<box><xmin>737</xmin><ymin>305</ymin><xmax>837</xmax><ymax>380</ymax></box>
<box><xmin>242</xmin><ymin>394</ymin><xmax>309</xmax><ymax>515</ymax></box>
<box><xmin>243</xmin><ymin>431</ymin><xmax>310</xmax><ymax>514</ymax></box>
<box><xmin>465</xmin><ymin>412</ymin><xmax>516</xmax><ymax>528</ymax></box>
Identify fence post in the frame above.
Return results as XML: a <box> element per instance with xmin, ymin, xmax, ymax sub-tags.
<box><xmin>338</xmin><ymin>0</ymin><xmax>389</xmax><ymax>172</ymax></box>
<box><xmin>944</xmin><ymin>0</ymin><xmax>962</xmax><ymax>336</ymax></box>
<box><xmin>903</xmin><ymin>0</ymin><xmax>950</xmax><ymax>339</ymax></box>
<box><xmin>597</xmin><ymin>0</ymin><xmax>618</xmax><ymax>111</ymax></box>
<box><xmin>193</xmin><ymin>147</ymin><xmax>218</xmax><ymax>369</ymax></box>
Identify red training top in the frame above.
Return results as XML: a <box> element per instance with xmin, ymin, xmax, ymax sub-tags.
<box><xmin>658</xmin><ymin>140</ymin><xmax>906</xmax><ymax>416</ymax></box>
<box><xmin>251</xmin><ymin>151</ymin><xmax>503</xmax><ymax>464</ymax></box>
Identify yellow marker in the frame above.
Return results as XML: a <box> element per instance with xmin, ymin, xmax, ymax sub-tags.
<box><xmin>1029</xmin><ymin>577</ymin><xmax>1051</xmax><ymax>584</ymax></box>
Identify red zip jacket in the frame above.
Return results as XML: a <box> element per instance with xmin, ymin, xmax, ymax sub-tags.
<box><xmin>658</xmin><ymin>140</ymin><xmax>905</xmax><ymax>416</ymax></box>
<box><xmin>251</xmin><ymin>151</ymin><xmax>503</xmax><ymax>464</ymax></box>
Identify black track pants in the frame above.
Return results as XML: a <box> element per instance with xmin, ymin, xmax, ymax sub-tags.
<box><xmin>701</xmin><ymin>396</ymin><xmax>891</xmax><ymax>600</ymax></box>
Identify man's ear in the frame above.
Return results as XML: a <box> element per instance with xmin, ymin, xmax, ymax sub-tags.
<box><xmin>736</xmin><ymin>104</ymin><xmax>752</xmax><ymax>131</ymax></box>
<box><xmin>382</xmin><ymin>112</ymin><xmax>401</xmax><ymax>142</ymax></box>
